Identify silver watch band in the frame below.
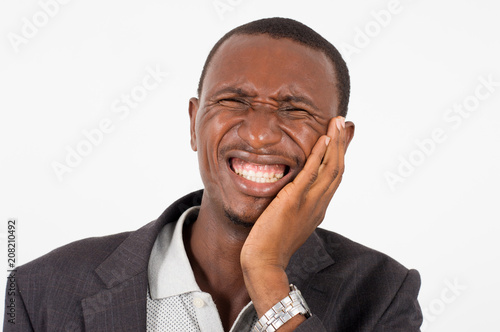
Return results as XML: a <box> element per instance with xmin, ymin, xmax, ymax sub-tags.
<box><xmin>253</xmin><ymin>284</ymin><xmax>312</xmax><ymax>332</ymax></box>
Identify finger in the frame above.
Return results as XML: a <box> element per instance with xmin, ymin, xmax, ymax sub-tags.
<box><xmin>290</xmin><ymin>134</ymin><xmax>331</xmax><ymax>192</ymax></box>
<box><xmin>321</xmin><ymin>116</ymin><xmax>344</xmax><ymax>176</ymax></box>
<box><xmin>324</xmin><ymin>117</ymin><xmax>347</xmax><ymax>195</ymax></box>
<box><xmin>310</xmin><ymin>116</ymin><xmax>346</xmax><ymax>195</ymax></box>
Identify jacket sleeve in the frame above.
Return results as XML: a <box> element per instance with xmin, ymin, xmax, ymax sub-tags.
<box><xmin>372</xmin><ymin>269</ymin><xmax>423</xmax><ymax>331</ymax></box>
<box><xmin>293</xmin><ymin>315</ymin><xmax>327</xmax><ymax>331</ymax></box>
<box><xmin>3</xmin><ymin>272</ymin><xmax>34</xmax><ymax>332</ymax></box>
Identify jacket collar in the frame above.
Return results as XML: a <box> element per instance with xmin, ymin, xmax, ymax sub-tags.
<box><xmin>286</xmin><ymin>231</ymin><xmax>335</xmax><ymax>287</ymax></box>
<box><xmin>94</xmin><ymin>190</ymin><xmax>204</xmax><ymax>288</ymax></box>
<box><xmin>82</xmin><ymin>190</ymin><xmax>203</xmax><ymax>331</ymax></box>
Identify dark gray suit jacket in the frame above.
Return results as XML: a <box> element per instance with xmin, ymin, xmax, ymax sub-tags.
<box><xmin>4</xmin><ymin>190</ymin><xmax>422</xmax><ymax>331</ymax></box>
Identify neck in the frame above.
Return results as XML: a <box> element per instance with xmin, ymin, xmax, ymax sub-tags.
<box><xmin>184</xmin><ymin>198</ymin><xmax>253</xmax><ymax>330</ymax></box>
<box><xmin>184</xmin><ymin>198</ymin><xmax>251</xmax><ymax>291</ymax></box>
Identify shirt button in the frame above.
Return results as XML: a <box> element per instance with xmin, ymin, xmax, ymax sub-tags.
<box><xmin>193</xmin><ymin>297</ymin><xmax>205</xmax><ymax>308</ymax></box>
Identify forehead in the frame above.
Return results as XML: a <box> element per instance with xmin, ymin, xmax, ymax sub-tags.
<box><xmin>202</xmin><ymin>34</ymin><xmax>338</xmax><ymax>113</ymax></box>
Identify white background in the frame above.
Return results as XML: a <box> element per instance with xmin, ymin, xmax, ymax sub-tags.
<box><xmin>1</xmin><ymin>0</ymin><xmax>499</xmax><ymax>330</ymax></box>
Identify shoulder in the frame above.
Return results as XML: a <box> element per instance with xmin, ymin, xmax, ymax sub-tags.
<box><xmin>318</xmin><ymin>227</ymin><xmax>421</xmax><ymax>300</ymax></box>
<box><xmin>310</xmin><ymin>228</ymin><xmax>420</xmax><ymax>309</ymax></box>
<box><xmin>301</xmin><ymin>229</ymin><xmax>422</xmax><ymax>329</ymax></box>
<box><xmin>314</xmin><ymin>227</ymin><xmax>412</xmax><ymax>278</ymax></box>
<box><xmin>8</xmin><ymin>231</ymin><xmax>136</xmax><ymax>329</ymax></box>
<box><xmin>19</xmin><ymin>231</ymin><xmax>131</xmax><ymax>277</ymax></box>
<box><xmin>13</xmin><ymin>190</ymin><xmax>200</xmax><ymax>292</ymax></box>
<box><xmin>14</xmin><ymin>231</ymin><xmax>133</xmax><ymax>301</ymax></box>
<box><xmin>293</xmin><ymin>229</ymin><xmax>422</xmax><ymax>331</ymax></box>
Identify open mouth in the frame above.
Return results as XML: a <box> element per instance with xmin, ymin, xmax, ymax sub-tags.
<box><xmin>229</xmin><ymin>157</ymin><xmax>289</xmax><ymax>183</ymax></box>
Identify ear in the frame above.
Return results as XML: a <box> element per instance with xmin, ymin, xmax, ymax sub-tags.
<box><xmin>188</xmin><ymin>97</ymin><xmax>199</xmax><ymax>151</ymax></box>
<box><xmin>344</xmin><ymin>121</ymin><xmax>355</xmax><ymax>152</ymax></box>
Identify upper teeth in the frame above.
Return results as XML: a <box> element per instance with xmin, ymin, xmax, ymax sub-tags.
<box><xmin>234</xmin><ymin>168</ymin><xmax>284</xmax><ymax>183</ymax></box>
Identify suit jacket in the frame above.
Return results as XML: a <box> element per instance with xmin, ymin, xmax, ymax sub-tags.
<box><xmin>4</xmin><ymin>190</ymin><xmax>422</xmax><ymax>331</ymax></box>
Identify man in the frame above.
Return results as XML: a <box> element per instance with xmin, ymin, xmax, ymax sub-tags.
<box><xmin>5</xmin><ymin>18</ymin><xmax>422</xmax><ymax>331</ymax></box>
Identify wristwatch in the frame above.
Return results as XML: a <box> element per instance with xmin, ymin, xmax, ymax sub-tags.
<box><xmin>253</xmin><ymin>284</ymin><xmax>312</xmax><ymax>332</ymax></box>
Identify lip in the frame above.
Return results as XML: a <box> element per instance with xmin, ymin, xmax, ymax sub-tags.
<box><xmin>224</xmin><ymin>150</ymin><xmax>296</xmax><ymax>198</ymax></box>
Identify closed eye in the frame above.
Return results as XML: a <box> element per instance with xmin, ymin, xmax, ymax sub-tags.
<box><xmin>218</xmin><ymin>98</ymin><xmax>248</xmax><ymax>109</ymax></box>
<box><xmin>279</xmin><ymin>107</ymin><xmax>312</xmax><ymax>119</ymax></box>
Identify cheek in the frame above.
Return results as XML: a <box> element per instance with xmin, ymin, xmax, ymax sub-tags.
<box><xmin>281</xmin><ymin>121</ymin><xmax>325</xmax><ymax>159</ymax></box>
<box><xmin>197</xmin><ymin>109</ymin><xmax>241</xmax><ymax>136</ymax></box>
<box><xmin>196</xmin><ymin>111</ymin><xmax>241</xmax><ymax>161</ymax></box>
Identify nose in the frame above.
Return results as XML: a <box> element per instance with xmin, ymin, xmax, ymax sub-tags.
<box><xmin>237</xmin><ymin>107</ymin><xmax>282</xmax><ymax>149</ymax></box>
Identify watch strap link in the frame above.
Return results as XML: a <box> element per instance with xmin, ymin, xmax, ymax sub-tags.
<box><xmin>253</xmin><ymin>284</ymin><xmax>311</xmax><ymax>332</ymax></box>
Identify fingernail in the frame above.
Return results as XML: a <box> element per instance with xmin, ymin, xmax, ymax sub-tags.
<box><xmin>336</xmin><ymin>118</ymin><xmax>343</xmax><ymax>131</ymax></box>
<box><xmin>339</xmin><ymin>117</ymin><xmax>345</xmax><ymax>128</ymax></box>
<box><xmin>325</xmin><ymin>136</ymin><xmax>331</xmax><ymax>146</ymax></box>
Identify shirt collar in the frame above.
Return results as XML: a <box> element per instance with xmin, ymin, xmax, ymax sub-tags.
<box><xmin>148</xmin><ymin>206</ymin><xmax>201</xmax><ymax>299</ymax></box>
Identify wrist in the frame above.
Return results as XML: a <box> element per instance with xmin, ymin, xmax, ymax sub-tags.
<box><xmin>243</xmin><ymin>266</ymin><xmax>290</xmax><ymax>317</ymax></box>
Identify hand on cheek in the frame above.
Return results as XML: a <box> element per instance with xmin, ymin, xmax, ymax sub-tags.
<box><xmin>241</xmin><ymin>115</ymin><xmax>347</xmax><ymax>323</ymax></box>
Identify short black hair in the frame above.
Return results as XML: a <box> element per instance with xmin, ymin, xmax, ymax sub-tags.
<box><xmin>197</xmin><ymin>17</ymin><xmax>350</xmax><ymax>117</ymax></box>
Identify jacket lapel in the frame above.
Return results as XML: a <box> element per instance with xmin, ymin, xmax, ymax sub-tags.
<box><xmin>81</xmin><ymin>190</ymin><xmax>204</xmax><ymax>331</ymax></box>
<box><xmin>286</xmin><ymin>231</ymin><xmax>341</xmax><ymax>321</ymax></box>
<box><xmin>81</xmin><ymin>271</ymin><xmax>149</xmax><ymax>331</ymax></box>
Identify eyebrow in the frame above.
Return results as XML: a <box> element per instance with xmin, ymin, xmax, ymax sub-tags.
<box><xmin>212</xmin><ymin>87</ymin><xmax>255</xmax><ymax>98</ymax></box>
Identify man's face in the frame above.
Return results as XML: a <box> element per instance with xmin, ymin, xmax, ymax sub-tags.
<box><xmin>189</xmin><ymin>34</ymin><xmax>340</xmax><ymax>225</ymax></box>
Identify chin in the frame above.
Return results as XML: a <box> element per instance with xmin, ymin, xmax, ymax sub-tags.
<box><xmin>224</xmin><ymin>210</ymin><xmax>255</xmax><ymax>228</ymax></box>
<box><xmin>223</xmin><ymin>199</ymin><xmax>269</xmax><ymax>228</ymax></box>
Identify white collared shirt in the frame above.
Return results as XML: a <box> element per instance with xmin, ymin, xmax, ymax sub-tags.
<box><xmin>146</xmin><ymin>206</ymin><xmax>258</xmax><ymax>331</ymax></box>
